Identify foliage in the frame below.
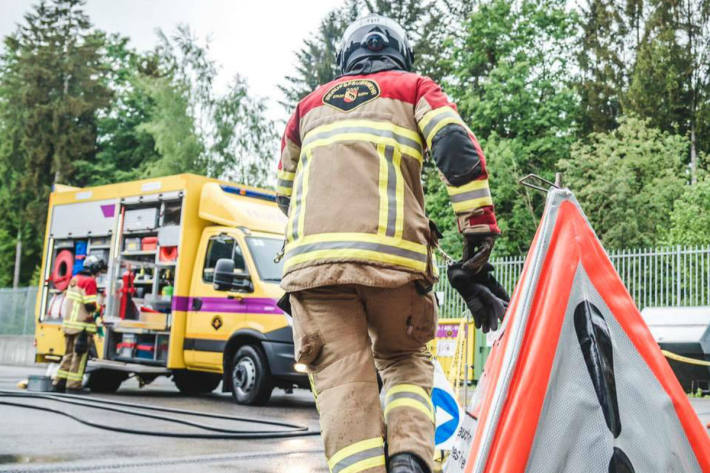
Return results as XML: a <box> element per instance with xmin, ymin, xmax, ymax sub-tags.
<box><xmin>661</xmin><ymin>172</ymin><xmax>710</xmax><ymax>245</ymax></box>
<box><xmin>0</xmin><ymin>0</ymin><xmax>112</xmax><ymax>283</ymax></box>
<box><xmin>0</xmin><ymin>3</ymin><xmax>278</xmax><ymax>286</ymax></box>
<box><xmin>2</xmin><ymin>0</ymin><xmax>710</xmax><ymax>286</ymax></box>
<box><xmin>576</xmin><ymin>0</ymin><xmax>629</xmax><ymax>134</ymax></box>
<box><xmin>441</xmin><ymin>0</ymin><xmax>580</xmax><ymax>256</ymax></box>
<box><xmin>560</xmin><ymin>116</ymin><xmax>688</xmax><ymax>249</ymax></box>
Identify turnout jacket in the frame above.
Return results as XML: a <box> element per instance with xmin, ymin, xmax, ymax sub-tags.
<box><xmin>277</xmin><ymin>70</ymin><xmax>499</xmax><ymax>292</ymax></box>
<box><xmin>61</xmin><ymin>273</ymin><xmax>98</xmax><ymax>335</ymax></box>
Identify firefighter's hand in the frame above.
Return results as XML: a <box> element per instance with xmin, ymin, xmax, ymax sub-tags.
<box><xmin>462</xmin><ymin>234</ymin><xmax>496</xmax><ymax>274</ymax></box>
<box><xmin>447</xmin><ymin>262</ymin><xmax>509</xmax><ymax>333</ymax></box>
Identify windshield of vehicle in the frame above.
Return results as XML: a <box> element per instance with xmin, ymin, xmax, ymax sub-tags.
<box><xmin>246</xmin><ymin>237</ymin><xmax>284</xmax><ymax>282</ymax></box>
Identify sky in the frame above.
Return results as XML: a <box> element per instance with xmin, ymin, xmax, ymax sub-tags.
<box><xmin>0</xmin><ymin>0</ymin><xmax>347</xmax><ymax>122</ymax></box>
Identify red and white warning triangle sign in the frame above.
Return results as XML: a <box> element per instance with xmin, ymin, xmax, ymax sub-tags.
<box><xmin>447</xmin><ymin>189</ymin><xmax>710</xmax><ymax>473</ymax></box>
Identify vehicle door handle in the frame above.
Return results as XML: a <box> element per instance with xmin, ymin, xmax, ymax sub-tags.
<box><xmin>192</xmin><ymin>298</ymin><xmax>203</xmax><ymax>310</ymax></box>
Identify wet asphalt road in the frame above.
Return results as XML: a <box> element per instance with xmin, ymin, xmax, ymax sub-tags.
<box><xmin>1</xmin><ymin>365</ymin><xmax>709</xmax><ymax>473</ymax></box>
<box><xmin>0</xmin><ymin>364</ymin><xmax>326</xmax><ymax>473</ymax></box>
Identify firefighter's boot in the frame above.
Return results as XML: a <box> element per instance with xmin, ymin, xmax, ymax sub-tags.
<box><xmin>388</xmin><ymin>453</ymin><xmax>430</xmax><ymax>473</ymax></box>
<box><xmin>50</xmin><ymin>379</ymin><xmax>65</xmax><ymax>393</ymax></box>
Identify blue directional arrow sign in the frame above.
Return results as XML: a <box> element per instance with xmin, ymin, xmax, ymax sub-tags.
<box><xmin>432</xmin><ymin>386</ymin><xmax>461</xmax><ymax>447</ymax></box>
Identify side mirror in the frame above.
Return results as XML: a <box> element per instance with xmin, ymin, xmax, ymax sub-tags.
<box><xmin>213</xmin><ymin>258</ymin><xmax>253</xmax><ymax>293</ymax></box>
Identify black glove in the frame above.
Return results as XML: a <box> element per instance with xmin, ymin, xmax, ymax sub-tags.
<box><xmin>447</xmin><ymin>262</ymin><xmax>510</xmax><ymax>333</ymax></box>
<box><xmin>462</xmin><ymin>233</ymin><xmax>496</xmax><ymax>274</ymax></box>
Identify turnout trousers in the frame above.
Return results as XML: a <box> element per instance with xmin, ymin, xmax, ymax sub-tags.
<box><xmin>290</xmin><ymin>282</ymin><xmax>437</xmax><ymax>473</ymax></box>
<box><xmin>52</xmin><ymin>332</ymin><xmax>89</xmax><ymax>390</ymax></box>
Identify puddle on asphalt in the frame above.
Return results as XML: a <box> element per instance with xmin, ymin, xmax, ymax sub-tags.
<box><xmin>0</xmin><ymin>454</ymin><xmax>71</xmax><ymax>464</ymax></box>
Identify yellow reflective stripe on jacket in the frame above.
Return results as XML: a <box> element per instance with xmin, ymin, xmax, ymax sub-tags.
<box><xmin>376</xmin><ymin>145</ymin><xmax>405</xmax><ymax>239</ymax></box>
<box><xmin>384</xmin><ymin>384</ymin><xmax>435</xmax><ymax>423</ymax></box>
<box><xmin>65</xmin><ymin>291</ymin><xmax>83</xmax><ymax>302</ymax></box>
<box><xmin>328</xmin><ymin>437</ymin><xmax>386</xmax><ymax>473</ymax></box>
<box><xmin>284</xmin><ymin>233</ymin><xmax>428</xmax><ymax>272</ymax></box>
<box><xmin>287</xmin><ymin>153</ymin><xmax>309</xmax><ymax>242</ymax></box>
<box><xmin>83</xmin><ymin>295</ymin><xmax>97</xmax><ymax>303</ymax></box>
<box><xmin>70</xmin><ymin>300</ymin><xmax>81</xmax><ymax>322</ymax></box>
<box><xmin>277</xmin><ymin>170</ymin><xmax>295</xmax><ymax>197</ymax></box>
<box><xmin>418</xmin><ymin>106</ymin><xmax>467</xmax><ymax>150</ymax></box>
<box><xmin>302</xmin><ymin>119</ymin><xmax>424</xmax><ymax>163</ymax></box>
<box><xmin>62</xmin><ymin>321</ymin><xmax>97</xmax><ymax>332</ymax></box>
<box><xmin>447</xmin><ymin>179</ymin><xmax>493</xmax><ymax>213</ymax></box>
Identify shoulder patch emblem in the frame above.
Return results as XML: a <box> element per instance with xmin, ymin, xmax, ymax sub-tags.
<box><xmin>322</xmin><ymin>79</ymin><xmax>381</xmax><ymax>112</ymax></box>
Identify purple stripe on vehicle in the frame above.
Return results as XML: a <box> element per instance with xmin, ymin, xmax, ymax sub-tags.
<box><xmin>171</xmin><ymin>296</ymin><xmax>282</xmax><ymax>314</ymax></box>
<box><xmin>436</xmin><ymin>324</ymin><xmax>461</xmax><ymax>338</ymax></box>
<box><xmin>100</xmin><ymin>204</ymin><xmax>115</xmax><ymax>218</ymax></box>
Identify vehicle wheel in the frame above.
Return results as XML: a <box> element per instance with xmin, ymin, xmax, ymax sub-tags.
<box><xmin>173</xmin><ymin>370</ymin><xmax>222</xmax><ymax>395</ymax></box>
<box><xmin>87</xmin><ymin>370</ymin><xmax>127</xmax><ymax>393</ymax></box>
<box><xmin>231</xmin><ymin>345</ymin><xmax>273</xmax><ymax>405</ymax></box>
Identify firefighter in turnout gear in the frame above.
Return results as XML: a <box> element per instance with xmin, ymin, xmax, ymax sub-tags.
<box><xmin>52</xmin><ymin>255</ymin><xmax>106</xmax><ymax>393</ymax></box>
<box><xmin>277</xmin><ymin>14</ymin><xmax>499</xmax><ymax>473</ymax></box>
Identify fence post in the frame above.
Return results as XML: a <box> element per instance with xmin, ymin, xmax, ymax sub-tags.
<box><xmin>676</xmin><ymin>245</ymin><xmax>682</xmax><ymax>306</ymax></box>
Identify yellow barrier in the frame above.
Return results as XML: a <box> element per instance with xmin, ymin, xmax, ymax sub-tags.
<box><xmin>662</xmin><ymin>350</ymin><xmax>710</xmax><ymax>367</ymax></box>
<box><xmin>429</xmin><ymin>318</ymin><xmax>476</xmax><ymax>385</ymax></box>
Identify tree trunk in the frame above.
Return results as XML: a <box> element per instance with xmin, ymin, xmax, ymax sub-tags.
<box><xmin>690</xmin><ymin>124</ymin><xmax>697</xmax><ymax>185</ymax></box>
<box><xmin>13</xmin><ymin>231</ymin><xmax>22</xmax><ymax>289</ymax></box>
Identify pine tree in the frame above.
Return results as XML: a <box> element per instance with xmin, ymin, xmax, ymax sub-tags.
<box><xmin>576</xmin><ymin>0</ymin><xmax>629</xmax><ymax>133</ymax></box>
<box><xmin>626</xmin><ymin>0</ymin><xmax>710</xmax><ymax>182</ymax></box>
<box><xmin>0</xmin><ymin>0</ymin><xmax>112</xmax><ymax>284</ymax></box>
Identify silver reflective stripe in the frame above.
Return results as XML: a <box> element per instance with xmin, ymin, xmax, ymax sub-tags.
<box><xmin>289</xmin><ymin>154</ymin><xmax>309</xmax><ymax>242</ymax></box>
<box><xmin>384</xmin><ymin>146</ymin><xmax>397</xmax><ymax>237</ymax></box>
<box><xmin>422</xmin><ymin>108</ymin><xmax>461</xmax><ymax>140</ymax></box>
<box><xmin>449</xmin><ymin>187</ymin><xmax>491</xmax><ymax>203</ymax></box>
<box><xmin>286</xmin><ymin>240</ymin><xmax>427</xmax><ymax>263</ymax></box>
<box><xmin>303</xmin><ymin>125</ymin><xmax>423</xmax><ymax>156</ymax></box>
<box><xmin>331</xmin><ymin>447</ymin><xmax>384</xmax><ymax>473</ymax></box>
<box><xmin>386</xmin><ymin>391</ymin><xmax>433</xmax><ymax>412</ymax></box>
<box><xmin>278</xmin><ymin>179</ymin><xmax>293</xmax><ymax>189</ymax></box>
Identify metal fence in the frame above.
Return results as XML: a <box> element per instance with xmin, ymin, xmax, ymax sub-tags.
<box><xmin>437</xmin><ymin>245</ymin><xmax>710</xmax><ymax>318</ymax></box>
<box><xmin>1</xmin><ymin>245</ymin><xmax>709</xmax><ymax>330</ymax></box>
<box><xmin>0</xmin><ymin>286</ymin><xmax>38</xmax><ymax>335</ymax></box>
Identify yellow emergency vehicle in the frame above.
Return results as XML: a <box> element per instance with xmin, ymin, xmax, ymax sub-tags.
<box><xmin>35</xmin><ymin>174</ymin><xmax>307</xmax><ymax>404</ymax></box>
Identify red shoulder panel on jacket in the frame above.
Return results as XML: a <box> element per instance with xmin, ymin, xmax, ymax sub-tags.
<box><xmin>298</xmin><ymin>70</ymin><xmax>423</xmax><ymax>118</ymax></box>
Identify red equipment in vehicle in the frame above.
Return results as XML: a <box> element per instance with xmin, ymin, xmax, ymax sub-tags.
<box><xmin>50</xmin><ymin>250</ymin><xmax>74</xmax><ymax>291</ymax></box>
<box><xmin>119</xmin><ymin>269</ymin><xmax>136</xmax><ymax>320</ymax></box>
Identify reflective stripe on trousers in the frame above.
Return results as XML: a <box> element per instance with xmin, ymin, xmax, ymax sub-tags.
<box><xmin>327</xmin><ymin>437</ymin><xmax>386</xmax><ymax>473</ymax></box>
<box><xmin>384</xmin><ymin>384</ymin><xmax>435</xmax><ymax>423</ymax></box>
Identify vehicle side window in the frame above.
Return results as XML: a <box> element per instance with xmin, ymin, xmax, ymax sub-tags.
<box><xmin>202</xmin><ymin>236</ymin><xmax>247</xmax><ymax>283</ymax></box>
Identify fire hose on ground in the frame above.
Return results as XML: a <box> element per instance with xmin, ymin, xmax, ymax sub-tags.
<box><xmin>0</xmin><ymin>389</ymin><xmax>321</xmax><ymax>439</ymax></box>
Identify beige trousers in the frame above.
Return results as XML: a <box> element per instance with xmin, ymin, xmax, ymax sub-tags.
<box><xmin>53</xmin><ymin>332</ymin><xmax>89</xmax><ymax>390</ymax></box>
<box><xmin>291</xmin><ymin>282</ymin><xmax>437</xmax><ymax>473</ymax></box>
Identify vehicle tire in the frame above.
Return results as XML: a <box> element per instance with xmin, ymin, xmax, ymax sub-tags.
<box><xmin>230</xmin><ymin>344</ymin><xmax>273</xmax><ymax>405</ymax></box>
<box><xmin>87</xmin><ymin>370</ymin><xmax>127</xmax><ymax>393</ymax></box>
<box><xmin>172</xmin><ymin>370</ymin><xmax>222</xmax><ymax>395</ymax></box>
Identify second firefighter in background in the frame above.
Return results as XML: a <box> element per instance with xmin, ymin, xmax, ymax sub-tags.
<box><xmin>277</xmin><ymin>14</ymin><xmax>501</xmax><ymax>473</ymax></box>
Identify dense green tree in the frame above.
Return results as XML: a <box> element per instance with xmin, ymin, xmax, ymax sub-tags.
<box><xmin>141</xmin><ymin>26</ymin><xmax>277</xmax><ymax>184</ymax></box>
<box><xmin>626</xmin><ymin>0</ymin><xmax>710</xmax><ymax>182</ymax></box>
<box><xmin>0</xmin><ymin>0</ymin><xmax>112</xmax><ymax>284</ymax></box>
<box><xmin>212</xmin><ymin>76</ymin><xmax>278</xmax><ymax>186</ymax></box>
<box><xmin>73</xmin><ymin>34</ymin><xmax>161</xmax><ymax>185</ymax></box>
<box><xmin>559</xmin><ymin>116</ymin><xmax>687</xmax><ymax>249</ymax></box>
<box><xmin>576</xmin><ymin>0</ymin><xmax>629</xmax><ymax>133</ymax></box>
<box><xmin>661</xmin><ymin>172</ymin><xmax>710</xmax><ymax>245</ymax></box>
<box><xmin>431</xmin><ymin>0</ymin><xmax>580</xmax><ymax>256</ymax></box>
